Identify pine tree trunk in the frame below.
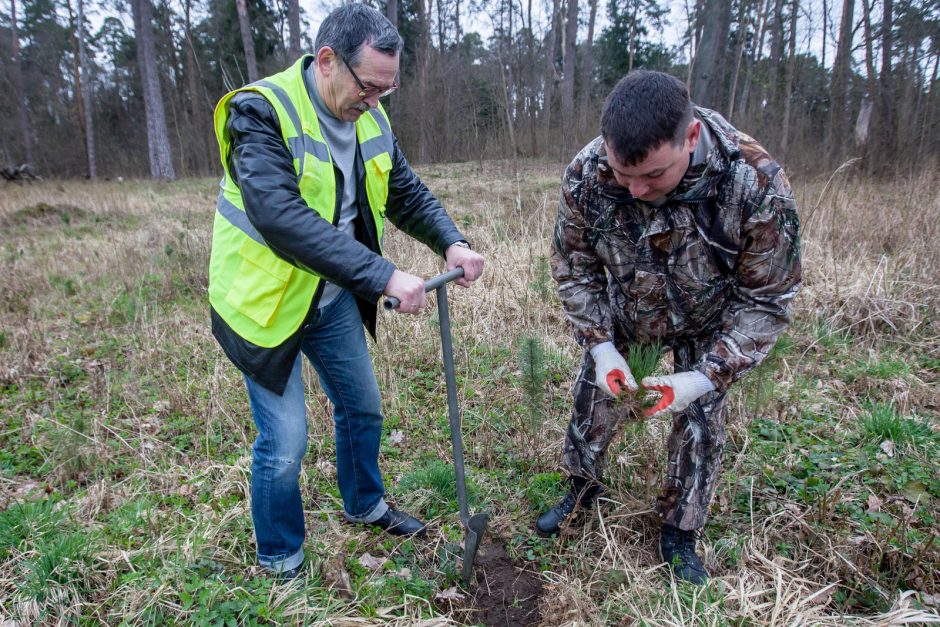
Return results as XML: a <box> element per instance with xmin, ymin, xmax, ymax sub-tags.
<box><xmin>236</xmin><ymin>0</ymin><xmax>259</xmax><ymax>84</ymax></box>
<box><xmin>415</xmin><ymin>0</ymin><xmax>430</xmax><ymax>160</ymax></box>
<box><xmin>9</xmin><ymin>0</ymin><xmax>34</xmax><ymax>166</ymax></box>
<box><xmin>690</xmin><ymin>0</ymin><xmax>732</xmax><ymax>108</ymax></box>
<box><xmin>827</xmin><ymin>0</ymin><xmax>855</xmax><ymax>166</ymax></box>
<box><xmin>78</xmin><ymin>0</ymin><xmax>96</xmax><ymax>178</ymax></box>
<box><xmin>820</xmin><ymin>0</ymin><xmax>827</xmax><ymax>70</ymax></box>
<box><xmin>768</xmin><ymin>0</ymin><xmax>785</xmax><ymax>138</ymax></box>
<box><xmin>871</xmin><ymin>0</ymin><xmax>894</xmax><ymax>170</ymax></box>
<box><xmin>578</xmin><ymin>0</ymin><xmax>598</xmax><ymax>139</ymax></box>
<box><xmin>560</xmin><ymin>0</ymin><xmax>578</xmax><ymax>161</ymax></box>
<box><xmin>779</xmin><ymin>0</ymin><xmax>798</xmax><ymax>162</ymax></box>
<box><xmin>158</xmin><ymin>0</ymin><xmax>186</xmax><ymax>175</ymax></box>
<box><xmin>860</xmin><ymin>0</ymin><xmax>877</xmax><ymax>94</ymax></box>
<box><xmin>498</xmin><ymin>50</ymin><xmax>519</xmax><ymax>162</ymax></box>
<box><xmin>132</xmin><ymin>0</ymin><xmax>176</xmax><ymax>179</ymax></box>
<box><xmin>726</xmin><ymin>0</ymin><xmax>753</xmax><ymax>118</ymax></box>
<box><xmin>740</xmin><ymin>0</ymin><xmax>771</xmax><ymax>118</ymax></box>
<box><xmin>899</xmin><ymin>42</ymin><xmax>921</xmax><ymax>158</ymax></box>
<box><xmin>287</xmin><ymin>0</ymin><xmax>301</xmax><ymax>59</ymax></box>
<box><xmin>542</xmin><ymin>0</ymin><xmax>561</xmax><ymax>136</ymax></box>
<box><xmin>918</xmin><ymin>52</ymin><xmax>940</xmax><ymax>161</ymax></box>
<box><xmin>65</xmin><ymin>0</ymin><xmax>88</xmax><ymax>169</ymax></box>
<box><xmin>628</xmin><ymin>0</ymin><xmax>639</xmax><ymax>71</ymax></box>
<box><xmin>184</xmin><ymin>0</ymin><xmax>211</xmax><ymax>173</ymax></box>
<box><xmin>437</xmin><ymin>0</ymin><xmax>445</xmax><ymax>51</ymax></box>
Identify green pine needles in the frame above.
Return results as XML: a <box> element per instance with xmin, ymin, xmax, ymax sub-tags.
<box><xmin>627</xmin><ymin>341</ymin><xmax>663</xmax><ymax>389</ymax></box>
<box><xmin>517</xmin><ymin>335</ymin><xmax>548</xmax><ymax>437</ymax></box>
<box><xmin>622</xmin><ymin>341</ymin><xmax>663</xmax><ymax>416</ymax></box>
<box><xmin>528</xmin><ymin>255</ymin><xmax>553</xmax><ymax>300</ymax></box>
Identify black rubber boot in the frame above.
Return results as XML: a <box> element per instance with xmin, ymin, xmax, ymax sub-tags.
<box><xmin>534</xmin><ymin>476</ymin><xmax>601</xmax><ymax>537</ymax></box>
<box><xmin>659</xmin><ymin>524</ymin><xmax>708</xmax><ymax>585</ymax></box>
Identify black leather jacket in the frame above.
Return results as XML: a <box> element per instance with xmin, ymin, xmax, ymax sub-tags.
<box><xmin>212</xmin><ymin>75</ymin><xmax>465</xmax><ymax>394</ymax></box>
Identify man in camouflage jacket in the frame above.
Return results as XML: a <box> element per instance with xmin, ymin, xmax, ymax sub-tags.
<box><xmin>535</xmin><ymin>70</ymin><xmax>801</xmax><ymax>585</ymax></box>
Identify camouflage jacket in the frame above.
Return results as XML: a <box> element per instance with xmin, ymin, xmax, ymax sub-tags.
<box><xmin>551</xmin><ymin>107</ymin><xmax>802</xmax><ymax>391</ymax></box>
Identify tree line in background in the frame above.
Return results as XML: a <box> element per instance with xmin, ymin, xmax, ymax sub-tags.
<box><xmin>0</xmin><ymin>0</ymin><xmax>938</xmax><ymax>180</ymax></box>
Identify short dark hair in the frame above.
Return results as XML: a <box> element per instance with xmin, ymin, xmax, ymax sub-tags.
<box><xmin>314</xmin><ymin>4</ymin><xmax>403</xmax><ymax>67</ymax></box>
<box><xmin>601</xmin><ymin>70</ymin><xmax>694</xmax><ymax>166</ymax></box>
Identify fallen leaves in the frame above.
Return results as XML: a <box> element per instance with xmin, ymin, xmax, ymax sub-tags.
<box><xmin>434</xmin><ymin>586</ymin><xmax>465</xmax><ymax>601</ymax></box>
<box><xmin>315</xmin><ymin>459</ymin><xmax>335</xmax><ymax>475</ymax></box>
<box><xmin>358</xmin><ymin>552</ymin><xmax>388</xmax><ymax>570</ymax></box>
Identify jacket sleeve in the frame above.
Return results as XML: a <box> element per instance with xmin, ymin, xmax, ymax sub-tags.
<box><xmin>384</xmin><ymin>138</ymin><xmax>466</xmax><ymax>255</ymax></box>
<box><xmin>550</xmin><ymin>157</ymin><xmax>614</xmax><ymax>350</ymax></box>
<box><xmin>227</xmin><ymin>93</ymin><xmax>396</xmax><ymax>302</ymax></box>
<box><xmin>695</xmin><ymin>163</ymin><xmax>802</xmax><ymax>391</ymax></box>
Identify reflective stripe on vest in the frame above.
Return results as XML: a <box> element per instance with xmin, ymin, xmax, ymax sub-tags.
<box><xmin>208</xmin><ymin>56</ymin><xmax>394</xmax><ymax>348</ymax></box>
<box><xmin>217</xmin><ymin>191</ymin><xmax>264</xmax><ymax>245</ymax></box>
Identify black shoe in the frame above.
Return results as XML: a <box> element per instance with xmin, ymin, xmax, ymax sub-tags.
<box><xmin>271</xmin><ymin>558</ymin><xmax>306</xmax><ymax>581</ymax></box>
<box><xmin>659</xmin><ymin>524</ymin><xmax>708</xmax><ymax>585</ymax></box>
<box><xmin>534</xmin><ymin>477</ymin><xmax>602</xmax><ymax>537</ymax></box>
<box><xmin>370</xmin><ymin>507</ymin><xmax>427</xmax><ymax>537</ymax></box>
<box><xmin>535</xmin><ymin>491</ymin><xmax>578</xmax><ymax>536</ymax></box>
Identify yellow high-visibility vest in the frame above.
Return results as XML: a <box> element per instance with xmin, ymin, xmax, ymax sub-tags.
<box><xmin>208</xmin><ymin>56</ymin><xmax>393</xmax><ymax>347</ymax></box>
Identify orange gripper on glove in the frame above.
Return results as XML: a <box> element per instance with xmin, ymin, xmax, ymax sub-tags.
<box><xmin>643</xmin><ymin>383</ymin><xmax>675</xmax><ymax>416</ymax></box>
<box><xmin>607</xmin><ymin>370</ymin><xmax>627</xmax><ymax>396</ymax></box>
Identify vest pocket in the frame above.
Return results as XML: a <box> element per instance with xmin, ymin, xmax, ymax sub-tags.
<box><xmin>366</xmin><ymin>152</ymin><xmax>392</xmax><ymax>207</ymax></box>
<box><xmin>225</xmin><ymin>238</ymin><xmax>294</xmax><ymax>328</ymax></box>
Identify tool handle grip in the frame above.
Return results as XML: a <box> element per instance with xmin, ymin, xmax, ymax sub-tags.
<box><xmin>383</xmin><ymin>267</ymin><xmax>465</xmax><ymax>310</ymax></box>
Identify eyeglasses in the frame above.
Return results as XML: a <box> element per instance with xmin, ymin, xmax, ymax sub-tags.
<box><xmin>339</xmin><ymin>56</ymin><xmax>398</xmax><ymax>99</ymax></box>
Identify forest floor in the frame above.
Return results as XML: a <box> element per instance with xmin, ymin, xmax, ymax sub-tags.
<box><xmin>1</xmin><ymin>161</ymin><xmax>938</xmax><ymax>625</ymax></box>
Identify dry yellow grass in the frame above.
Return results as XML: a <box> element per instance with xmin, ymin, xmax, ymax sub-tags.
<box><xmin>0</xmin><ymin>160</ymin><xmax>937</xmax><ymax>625</ymax></box>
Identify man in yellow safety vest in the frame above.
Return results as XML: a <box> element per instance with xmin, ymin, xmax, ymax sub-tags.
<box><xmin>208</xmin><ymin>3</ymin><xmax>484</xmax><ymax>579</ymax></box>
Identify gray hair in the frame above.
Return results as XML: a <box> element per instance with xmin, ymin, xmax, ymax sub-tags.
<box><xmin>314</xmin><ymin>4</ymin><xmax>403</xmax><ymax>67</ymax></box>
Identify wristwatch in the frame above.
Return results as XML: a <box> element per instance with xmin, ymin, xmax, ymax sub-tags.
<box><xmin>451</xmin><ymin>240</ymin><xmax>471</xmax><ymax>249</ymax></box>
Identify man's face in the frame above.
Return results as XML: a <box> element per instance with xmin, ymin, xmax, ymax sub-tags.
<box><xmin>317</xmin><ymin>45</ymin><xmax>400</xmax><ymax>122</ymax></box>
<box><xmin>604</xmin><ymin>120</ymin><xmax>701</xmax><ymax>202</ymax></box>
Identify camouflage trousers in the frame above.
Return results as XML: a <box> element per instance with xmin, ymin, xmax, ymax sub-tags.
<box><xmin>562</xmin><ymin>340</ymin><xmax>727</xmax><ymax>531</ymax></box>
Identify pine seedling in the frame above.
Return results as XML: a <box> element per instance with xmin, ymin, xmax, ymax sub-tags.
<box><xmin>627</xmin><ymin>341</ymin><xmax>662</xmax><ymax>387</ymax></box>
<box><xmin>617</xmin><ymin>342</ymin><xmax>662</xmax><ymax>499</ymax></box>
<box><xmin>617</xmin><ymin>341</ymin><xmax>663</xmax><ymax>419</ymax></box>
<box><xmin>517</xmin><ymin>335</ymin><xmax>547</xmax><ymax>438</ymax></box>
<box><xmin>528</xmin><ymin>255</ymin><xmax>553</xmax><ymax>301</ymax></box>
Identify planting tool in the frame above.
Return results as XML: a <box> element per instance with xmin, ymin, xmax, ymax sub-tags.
<box><xmin>384</xmin><ymin>268</ymin><xmax>489</xmax><ymax>585</ymax></box>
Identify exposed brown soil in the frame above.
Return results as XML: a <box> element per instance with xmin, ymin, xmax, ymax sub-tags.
<box><xmin>470</xmin><ymin>539</ymin><xmax>543</xmax><ymax>626</ymax></box>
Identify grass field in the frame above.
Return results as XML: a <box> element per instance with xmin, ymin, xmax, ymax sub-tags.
<box><xmin>1</xmin><ymin>161</ymin><xmax>938</xmax><ymax>625</ymax></box>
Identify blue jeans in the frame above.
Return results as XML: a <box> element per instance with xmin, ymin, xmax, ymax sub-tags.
<box><xmin>244</xmin><ymin>290</ymin><xmax>389</xmax><ymax>572</ymax></box>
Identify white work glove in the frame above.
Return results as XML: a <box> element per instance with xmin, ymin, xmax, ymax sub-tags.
<box><xmin>641</xmin><ymin>371</ymin><xmax>716</xmax><ymax>417</ymax></box>
<box><xmin>590</xmin><ymin>342</ymin><xmax>638</xmax><ymax>397</ymax></box>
